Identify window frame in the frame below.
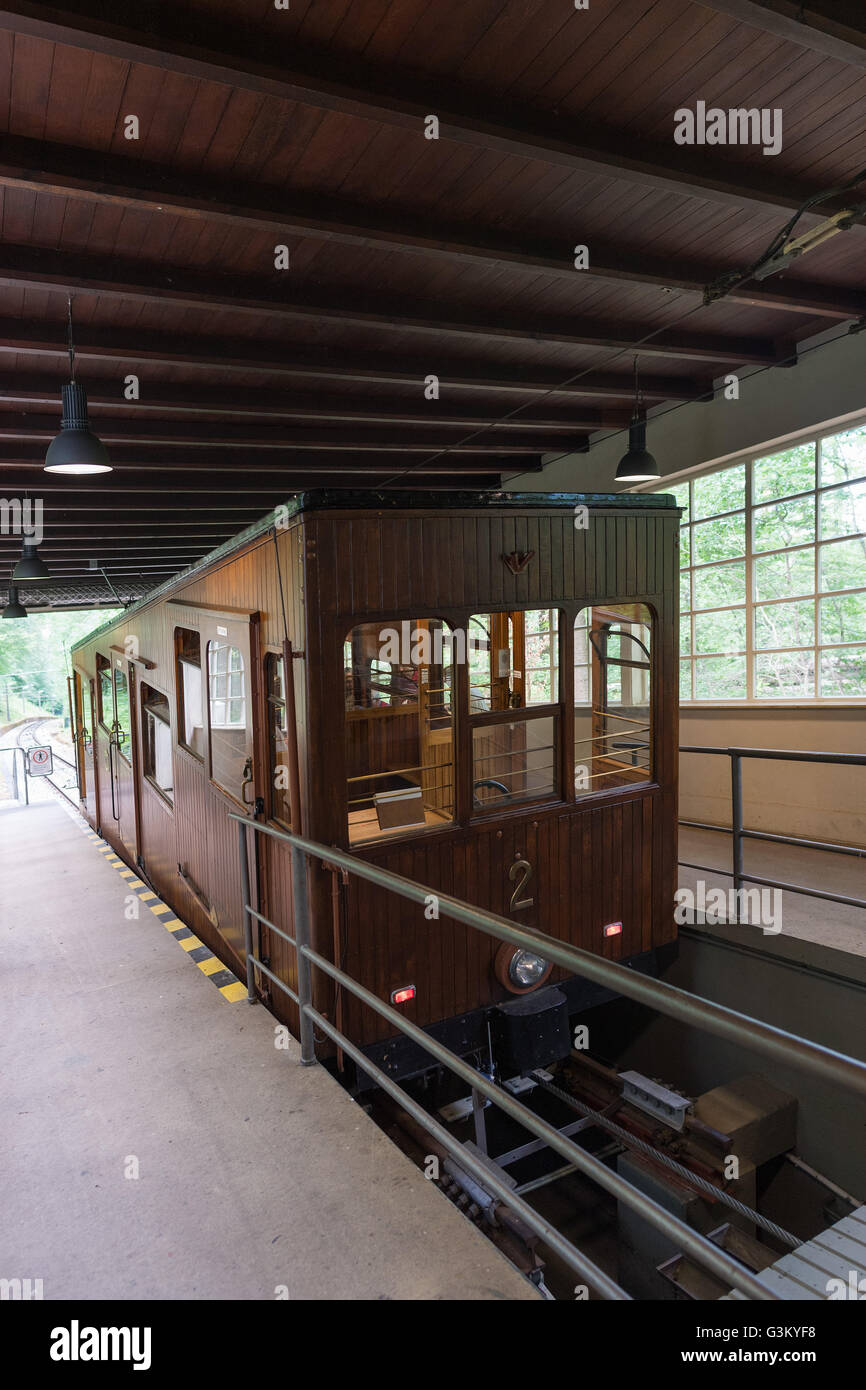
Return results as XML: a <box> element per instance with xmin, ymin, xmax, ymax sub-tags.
<box><xmin>174</xmin><ymin>627</ymin><xmax>205</xmax><ymax>762</ymax></box>
<box><xmin>96</xmin><ymin>653</ymin><xmax>112</xmax><ymax>733</ymax></box>
<box><xmin>342</xmin><ymin>615</ymin><xmax>458</xmax><ymax>845</ymax></box>
<box><xmin>642</xmin><ymin>420</ymin><xmax>866</xmax><ymax>706</ymax></box>
<box><xmin>467</xmin><ymin>606</ymin><xmax>563</xmax><ymax>820</ymax></box>
<box><xmin>140</xmin><ymin>680</ymin><xmax>174</xmax><ymax>807</ymax></box>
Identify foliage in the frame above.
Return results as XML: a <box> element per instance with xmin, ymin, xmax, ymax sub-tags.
<box><xmin>673</xmin><ymin>424</ymin><xmax>866</xmax><ymax>700</ymax></box>
<box><xmin>0</xmin><ymin>609</ymin><xmax>119</xmax><ymax>722</ymax></box>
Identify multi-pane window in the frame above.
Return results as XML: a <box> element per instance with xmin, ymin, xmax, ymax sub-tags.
<box><xmin>574</xmin><ymin>605</ymin><xmax>652</xmax><ymax>794</ymax></box>
<box><xmin>343</xmin><ymin>619</ymin><xmax>455</xmax><ymax>843</ymax></box>
<box><xmin>175</xmin><ymin>628</ymin><xmax>205</xmax><ymax>759</ymax></box>
<box><xmin>468</xmin><ymin>609</ymin><xmax>560</xmax><ymax>812</ymax></box>
<box><xmin>670</xmin><ymin>422</ymin><xmax>866</xmax><ymax>701</ymax></box>
<box><xmin>141</xmin><ymin>683</ymin><xmax>173</xmax><ymax>803</ymax></box>
<box><xmin>207</xmin><ymin>639</ymin><xmax>250</xmax><ymax>799</ymax></box>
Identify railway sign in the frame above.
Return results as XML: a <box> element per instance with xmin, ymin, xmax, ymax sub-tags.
<box><xmin>26</xmin><ymin>745</ymin><xmax>53</xmax><ymax>777</ymax></box>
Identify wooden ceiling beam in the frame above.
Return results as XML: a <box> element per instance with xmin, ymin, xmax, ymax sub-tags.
<box><xmin>0</xmin><ymin>2</ymin><xmax>857</xmax><ymax>217</ymax></box>
<box><xmin>0</xmin><ymin>376</ymin><xmax>628</xmax><ymax>431</ymax></box>
<box><xmin>0</xmin><ymin>135</ymin><xmax>860</xmax><ymax>317</ymax></box>
<box><xmin>0</xmin><ymin>244</ymin><xmax>776</xmax><ymax>364</ymax></box>
<box><xmin>0</xmin><ymin>319</ymin><xmax>704</xmax><ymax>400</ymax></box>
<box><xmin>0</xmin><ymin>417</ymin><xmax>583</xmax><ymax>455</ymax></box>
<box><xmin>697</xmin><ymin>1</ymin><xmax>866</xmax><ymax>66</ymax></box>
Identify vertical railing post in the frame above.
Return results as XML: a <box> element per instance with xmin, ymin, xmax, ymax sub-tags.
<box><xmin>730</xmin><ymin>751</ymin><xmax>743</xmax><ymax>922</ymax></box>
<box><xmin>237</xmin><ymin>818</ymin><xmax>257</xmax><ymax>1005</ymax></box>
<box><xmin>292</xmin><ymin>845</ymin><xmax>317</xmax><ymax>1066</ymax></box>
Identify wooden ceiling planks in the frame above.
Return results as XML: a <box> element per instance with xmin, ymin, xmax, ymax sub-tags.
<box><xmin>0</xmin><ymin>0</ymin><xmax>863</xmax><ymax>597</ymax></box>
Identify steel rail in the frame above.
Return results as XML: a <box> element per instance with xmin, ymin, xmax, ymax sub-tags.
<box><xmin>233</xmin><ymin>825</ymin><xmax>778</xmax><ymax>1299</ymax></box>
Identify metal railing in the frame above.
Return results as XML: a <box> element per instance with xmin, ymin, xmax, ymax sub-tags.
<box><xmin>231</xmin><ymin>812</ymin><xmax>866</xmax><ymax>1302</ymax></box>
<box><xmin>680</xmin><ymin>746</ymin><xmax>866</xmax><ymax>913</ymax></box>
<box><xmin>0</xmin><ymin>745</ymin><xmax>28</xmax><ymax>804</ymax></box>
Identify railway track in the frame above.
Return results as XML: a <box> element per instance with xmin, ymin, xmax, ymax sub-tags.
<box><xmin>14</xmin><ymin>716</ymin><xmax>80</xmax><ymax>804</ymax></box>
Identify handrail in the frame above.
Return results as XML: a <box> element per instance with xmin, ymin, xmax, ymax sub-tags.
<box><xmin>230</xmin><ymin>812</ymin><xmax>866</xmax><ymax>1301</ymax></box>
<box><xmin>679</xmin><ymin>745</ymin><xmax>866</xmax><ymax>912</ymax></box>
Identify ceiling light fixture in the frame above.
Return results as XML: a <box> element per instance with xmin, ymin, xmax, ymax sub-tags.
<box><xmin>12</xmin><ymin>539</ymin><xmax>49</xmax><ymax>582</ymax></box>
<box><xmin>1</xmin><ymin>583</ymin><xmax>28</xmax><ymax>619</ymax></box>
<box><xmin>44</xmin><ymin>297</ymin><xmax>112</xmax><ymax>475</ymax></box>
<box><xmin>615</xmin><ymin>357</ymin><xmax>660</xmax><ymax>483</ymax></box>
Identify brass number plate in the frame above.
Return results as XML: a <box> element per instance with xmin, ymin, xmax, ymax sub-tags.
<box><xmin>509</xmin><ymin>858</ymin><xmax>535</xmax><ymax>911</ymax></box>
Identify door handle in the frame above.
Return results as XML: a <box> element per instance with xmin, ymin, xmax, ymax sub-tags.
<box><xmin>107</xmin><ymin>739</ymin><xmax>120</xmax><ymax>821</ymax></box>
<box><xmin>241</xmin><ymin>756</ymin><xmax>255</xmax><ymax>807</ymax></box>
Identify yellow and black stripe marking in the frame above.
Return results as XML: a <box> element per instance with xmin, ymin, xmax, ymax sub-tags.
<box><xmin>65</xmin><ymin>805</ymin><xmax>247</xmax><ymax>1002</ymax></box>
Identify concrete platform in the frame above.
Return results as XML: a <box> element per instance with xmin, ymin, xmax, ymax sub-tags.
<box><xmin>0</xmin><ymin>800</ymin><xmax>536</xmax><ymax>1301</ymax></box>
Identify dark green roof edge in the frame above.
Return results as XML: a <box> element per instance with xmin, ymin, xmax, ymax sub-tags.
<box><xmin>71</xmin><ymin>488</ymin><xmax>677</xmax><ymax>652</ymax></box>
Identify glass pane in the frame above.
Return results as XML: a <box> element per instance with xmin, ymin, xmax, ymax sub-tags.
<box><xmin>820</xmin><ymin>647</ymin><xmax>866</xmax><ymax>697</ymax></box>
<box><xmin>820</xmin><ymin>425</ymin><xmax>866</xmax><ymax>486</ymax></box>
<box><xmin>755</xmin><ymin>651</ymin><xmax>814</xmax><ymax>699</ymax></box>
<box><xmin>819</xmin><ymin>592</ymin><xmax>866</xmax><ymax>646</ymax></box>
<box><xmin>346</xmin><ymin>619</ymin><xmax>455</xmax><ymax>843</ymax></box>
<box><xmin>113</xmin><ymin>666</ymin><xmax>130</xmax><ymax>761</ymax></box>
<box><xmin>754</xmin><ymin>600</ymin><xmax>814</xmax><ymax>650</ymax></box>
<box><xmin>753</xmin><ymin>443</ymin><xmax>815</xmax><ymax>504</ymax></box>
<box><xmin>143</xmin><ymin>692</ymin><xmax>173</xmax><ymax>801</ymax></box>
<box><xmin>671</xmin><ymin>482</ymin><xmax>690</xmax><ymax>524</ymax></box>
<box><xmin>753</xmin><ymin>495</ymin><xmax>815</xmax><ymax>553</ymax></box>
<box><xmin>693</xmin><ymin>561</ymin><xmax>745</xmax><ymax>610</ymax></box>
<box><xmin>753</xmin><ymin>547</ymin><xmax>814</xmax><ymax>601</ymax></box>
<box><xmin>679</xmin><ymin>526</ymin><xmax>690</xmax><ymax>568</ymax></box>
<box><xmin>691</xmin><ymin>513</ymin><xmax>745</xmax><ymax>564</ymax></box>
<box><xmin>679</xmin><ymin>615</ymin><xmax>691</xmax><ymax>656</ymax></box>
<box><xmin>467</xmin><ymin>609</ymin><xmax>558</xmax><ymax>711</ymax></box>
<box><xmin>694</xmin><ymin>655</ymin><xmax>746</xmax><ymax>699</ymax></box>
<box><xmin>820</xmin><ymin>538</ymin><xmax>866</xmax><ymax>593</ymax></box>
<box><xmin>207</xmin><ymin>640</ymin><xmax>250</xmax><ymax>799</ymax></box>
<box><xmin>574</xmin><ymin>603</ymin><xmax>652</xmax><ymax>797</ymax></box>
<box><xmin>680</xmin><ymin>569</ymin><xmax>691</xmax><ymax>613</ymax></box>
<box><xmin>679</xmin><ymin>660</ymin><xmax>692</xmax><ymax>700</ymax></box>
<box><xmin>181</xmin><ymin>661</ymin><xmax>205</xmax><ymax>757</ymax></box>
<box><xmin>98</xmin><ymin>662</ymin><xmax>112</xmax><ymax>729</ymax></box>
<box><xmin>694</xmin><ymin>609</ymin><xmax>746</xmax><ymax>654</ymax></box>
<box><xmin>693</xmin><ymin>465</ymin><xmax>745</xmax><ymax>519</ymax></box>
<box><xmin>473</xmin><ymin>716</ymin><xmax>556</xmax><ymax>809</ymax></box>
<box><xmin>524</xmin><ymin>609</ymin><xmax>558</xmax><ymax>706</ymax></box>
<box><xmin>819</xmin><ymin>480</ymin><xmax>866</xmax><ymax>541</ymax></box>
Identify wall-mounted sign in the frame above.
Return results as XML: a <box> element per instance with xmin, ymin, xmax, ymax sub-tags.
<box><xmin>27</xmin><ymin>745</ymin><xmax>53</xmax><ymax>777</ymax></box>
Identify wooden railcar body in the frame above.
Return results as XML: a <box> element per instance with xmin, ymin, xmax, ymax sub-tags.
<box><xmin>70</xmin><ymin>491</ymin><xmax>679</xmax><ymax>1082</ymax></box>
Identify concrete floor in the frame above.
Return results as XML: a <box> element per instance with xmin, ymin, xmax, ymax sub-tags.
<box><xmin>0</xmin><ymin>800</ymin><xmax>536</xmax><ymax>1301</ymax></box>
<box><xmin>679</xmin><ymin>825</ymin><xmax>866</xmax><ymax>958</ymax></box>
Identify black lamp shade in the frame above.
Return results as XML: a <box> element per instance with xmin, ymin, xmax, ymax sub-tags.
<box><xmin>44</xmin><ymin>382</ymin><xmax>111</xmax><ymax>474</ymax></box>
<box><xmin>2</xmin><ymin>583</ymin><xmax>27</xmax><ymax>619</ymax></box>
<box><xmin>12</xmin><ymin>541</ymin><xmax>49</xmax><ymax>582</ymax></box>
<box><xmin>615</xmin><ymin>416</ymin><xmax>660</xmax><ymax>483</ymax></box>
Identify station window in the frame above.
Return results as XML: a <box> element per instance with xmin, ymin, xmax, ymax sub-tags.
<box><xmin>141</xmin><ymin>683</ymin><xmax>173</xmax><ymax>804</ymax></box>
<box><xmin>343</xmin><ymin>618</ymin><xmax>454</xmax><ymax>844</ymax></box>
<box><xmin>266</xmin><ymin>653</ymin><xmax>292</xmax><ymax>827</ymax></box>
<box><xmin>175</xmin><ymin>628</ymin><xmax>205</xmax><ymax>760</ymax></box>
<box><xmin>469</xmin><ymin>609</ymin><xmax>560</xmax><ymax>813</ymax></box>
<box><xmin>113</xmin><ymin>663</ymin><xmax>131</xmax><ymax>763</ymax></box>
<box><xmin>574</xmin><ymin>604</ymin><xmax>653</xmax><ymax>796</ymax></box>
<box><xmin>207</xmin><ymin>638</ymin><xmax>251</xmax><ymax>801</ymax></box>
<box><xmin>96</xmin><ymin>654</ymin><xmax>112</xmax><ymax>731</ymax></box>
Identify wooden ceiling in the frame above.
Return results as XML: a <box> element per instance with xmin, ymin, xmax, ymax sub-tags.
<box><xmin>1</xmin><ymin>0</ymin><xmax>865</xmax><ymax>603</ymax></box>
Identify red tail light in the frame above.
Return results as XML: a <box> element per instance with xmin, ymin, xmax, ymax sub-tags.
<box><xmin>604</xmin><ymin>922</ymin><xmax>623</xmax><ymax>938</ymax></box>
<box><xmin>391</xmin><ymin>985</ymin><xmax>416</xmax><ymax>1005</ymax></box>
